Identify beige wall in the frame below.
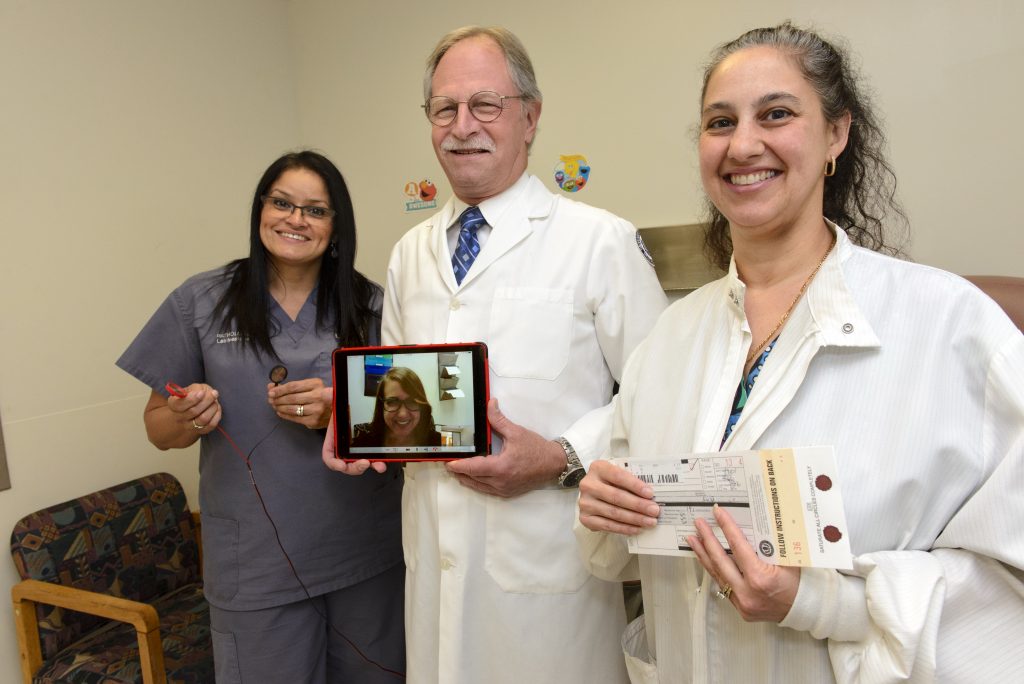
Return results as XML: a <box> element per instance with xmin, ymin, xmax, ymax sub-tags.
<box><xmin>293</xmin><ymin>0</ymin><xmax>1024</xmax><ymax>283</ymax></box>
<box><xmin>1</xmin><ymin>0</ymin><xmax>1021</xmax><ymax>679</ymax></box>
<box><xmin>0</xmin><ymin>0</ymin><xmax>300</xmax><ymax>677</ymax></box>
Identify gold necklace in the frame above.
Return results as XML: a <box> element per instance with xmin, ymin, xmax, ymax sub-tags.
<box><xmin>744</xmin><ymin>233</ymin><xmax>837</xmax><ymax>365</ymax></box>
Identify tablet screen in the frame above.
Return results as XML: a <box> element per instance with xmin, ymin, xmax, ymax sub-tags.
<box><xmin>332</xmin><ymin>343</ymin><xmax>490</xmax><ymax>461</ymax></box>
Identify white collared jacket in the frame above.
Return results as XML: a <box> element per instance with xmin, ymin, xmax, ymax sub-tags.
<box><xmin>578</xmin><ymin>225</ymin><xmax>1024</xmax><ymax>683</ymax></box>
<box><xmin>384</xmin><ymin>174</ymin><xmax>668</xmax><ymax>684</ymax></box>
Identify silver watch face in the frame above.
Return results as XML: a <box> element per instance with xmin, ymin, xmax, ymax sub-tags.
<box><xmin>559</xmin><ymin>465</ymin><xmax>586</xmax><ymax>488</ymax></box>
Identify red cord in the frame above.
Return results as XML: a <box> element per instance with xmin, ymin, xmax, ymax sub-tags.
<box><xmin>166</xmin><ymin>381</ymin><xmax>405</xmax><ymax>679</ymax></box>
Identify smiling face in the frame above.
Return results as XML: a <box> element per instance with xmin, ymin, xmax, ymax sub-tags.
<box><xmin>699</xmin><ymin>46</ymin><xmax>850</xmax><ymax>244</ymax></box>
<box><xmin>259</xmin><ymin>167</ymin><xmax>333</xmax><ymax>273</ymax></box>
<box><xmin>429</xmin><ymin>36</ymin><xmax>540</xmax><ymax>205</ymax></box>
<box><xmin>381</xmin><ymin>379</ymin><xmax>423</xmax><ymax>445</ymax></box>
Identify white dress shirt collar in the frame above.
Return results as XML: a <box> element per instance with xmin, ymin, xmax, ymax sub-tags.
<box><xmin>446</xmin><ymin>172</ymin><xmax>531</xmax><ymax>254</ymax></box>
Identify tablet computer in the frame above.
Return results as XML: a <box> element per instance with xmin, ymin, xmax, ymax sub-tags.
<box><xmin>332</xmin><ymin>342</ymin><xmax>490</xmax><ymax>461</ymax></box>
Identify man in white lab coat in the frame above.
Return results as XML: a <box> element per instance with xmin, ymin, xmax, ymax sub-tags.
<box><xmin>325</xmin><ymin>25</ymin><xmax>667</xmax><ymax>683</ymax></box>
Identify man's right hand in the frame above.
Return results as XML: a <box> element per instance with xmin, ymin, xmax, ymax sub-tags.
<box><xmin>321</xmin><ymin>412</ymin><xmax>388</xmax><ymax>475</ymax></box>
<box><xmin>578</xmin><ymin>459</ymin><xmax>661</xmax><ymax>535</ymax></box>
<box><xmin>445</xmin><ymin>399</ymin><xmax>567</xmax><ymax>497</ymax></box>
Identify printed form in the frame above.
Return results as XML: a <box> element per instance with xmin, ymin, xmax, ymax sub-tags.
<box><xmin>617</xmin><ymin>446</ymin><xmax>852</xmax><ymax>570</ymax></box>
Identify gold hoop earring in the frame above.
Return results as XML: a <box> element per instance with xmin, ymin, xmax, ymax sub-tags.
<box><xmin>824</xmin><ymin>156</ymin><xmax>837</xmax><ymax>177</ymax></box>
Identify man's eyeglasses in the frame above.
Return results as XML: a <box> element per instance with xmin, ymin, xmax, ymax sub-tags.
<box><xmin>422</xmin><ymin>91</ymin><xmax>525</xmax><ymax>127</ymax></box>
<box><xmin>261</xmin><ymin>195</ymin><xmax>336</xmax><ymax>221</ymax></box>
<box><xmin>383</xmin><ymin>397</ymin><xmax>424</xmax><ymax>413</ymax></box>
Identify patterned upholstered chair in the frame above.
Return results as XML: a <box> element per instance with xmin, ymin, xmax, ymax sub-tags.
<box><xmin>10</xmin><ymin>472</ymin><xmax>212</xmax><ymax>684</ymax></box>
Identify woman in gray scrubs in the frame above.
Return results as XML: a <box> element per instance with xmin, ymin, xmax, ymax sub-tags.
<box><xmin>117</xmin><ymin>151</ymin><xmax>405</xmax><ymax>683</ymax></box>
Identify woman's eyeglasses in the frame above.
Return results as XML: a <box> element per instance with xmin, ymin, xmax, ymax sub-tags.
<box><xmin>383</xmin><ymin>397</ymin><xmax>423</xmax><ymax>413</ymax></box>
<box><xmin>261</xmin><ymin>195</ymin><xmax>336</xmax><ymax>221</ymax></box>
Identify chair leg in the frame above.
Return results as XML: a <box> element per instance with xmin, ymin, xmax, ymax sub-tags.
<box><xmin>137</xmin><ymin>626</ymin><xmax>168</xmax><ymax>684</ymax></box>
<box><xmin>11</xmin><ymin>593</ymin><xmax>43</xmax><ymax>684</ymax></box>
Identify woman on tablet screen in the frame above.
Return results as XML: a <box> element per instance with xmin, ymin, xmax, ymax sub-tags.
<box><xmin>353</xmin><ymin>367</ymin><xmax>443</xmax><ymax>447</ymax></box>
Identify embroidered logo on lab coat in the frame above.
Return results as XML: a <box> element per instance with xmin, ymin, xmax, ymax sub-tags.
<box><xmin>635</xmin><ymin>232</ymin><xmax>655</xmax><ymax>267</ymax></box>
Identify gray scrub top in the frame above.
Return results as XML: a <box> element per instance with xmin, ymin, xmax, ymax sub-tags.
<box><xmin>117</xmin><ymin>266</ymin><xmax>402</xmax><ymax>611</ymax></box>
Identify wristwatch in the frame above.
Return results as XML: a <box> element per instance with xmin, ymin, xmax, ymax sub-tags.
<box><xmin>556</xmin><ymin>437</ymin><xmax>586</xmax><ymax>488</ymax></box>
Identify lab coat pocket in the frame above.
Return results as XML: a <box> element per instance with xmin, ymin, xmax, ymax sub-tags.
<box><xmin>623</xmin><ymin>616</ymin><xmax>658</xmax><ymax>683</ymax></box>
<box><xmin>201</xmin><ymin>513</ymin><xmax>239</xmax><ymax>602</ymax></box>
<box><xmin>484</xmin><ymin>488</ymin><xmax>590</xmax><ymax>593</ymax></box>
<box><xmin>489</xmin><ymin>287</ymin><xmax>573</xmax><ymax>380</ymax></box>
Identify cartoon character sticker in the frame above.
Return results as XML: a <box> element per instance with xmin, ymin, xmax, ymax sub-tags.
<box><xmin>418</xmin><ymin>179</ymin><xmax>437</xmax><ymax>201</ymax></box>
<box><xmin>404</xmin><ymin>179</ymin><xmax>438</xmax><ymax>212</ymax></box>
<box><xmin>554</xmin><ymin>154</ymin><xmax>590</xmax><ymax>193</ymax></box>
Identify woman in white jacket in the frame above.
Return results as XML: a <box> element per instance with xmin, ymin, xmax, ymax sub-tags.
<box><xmin>576</xmin><ymin>22</ymin><xmax>1024</xmax><ymax>683</ymax></box>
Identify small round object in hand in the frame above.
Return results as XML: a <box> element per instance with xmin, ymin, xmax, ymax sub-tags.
<box><xmin>269</xmin><ymin>365</ymin><xmax>288</xmax><ymax>385</ymax></box>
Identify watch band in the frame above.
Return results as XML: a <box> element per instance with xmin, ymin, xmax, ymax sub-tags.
<box><xmin>556</xmin><ymin>437</ymin><xmax>585</xmax><ymax>488</ymax></box>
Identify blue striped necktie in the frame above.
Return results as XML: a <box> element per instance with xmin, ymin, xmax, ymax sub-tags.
<box><xmin>452</xmin><ymin>206</ymin><xmax>485</xmax><ymax>285</ymax></box>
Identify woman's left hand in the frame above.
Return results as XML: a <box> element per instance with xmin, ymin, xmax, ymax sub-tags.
<box><xmin>267</xmin><ymin>378</ymin><xmax>332</xmax><ymax>429</ymax></box>
<box><xmin>688</xmin><ymin>504</ymin><xmax>800</xmax><ymax>623</ymax></box>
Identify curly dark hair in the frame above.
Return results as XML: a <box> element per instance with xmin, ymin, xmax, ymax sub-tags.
<box><xmin>700</xmin><ymin>22</ymin><xmax>907</xmax><ymax>270</ymax></box>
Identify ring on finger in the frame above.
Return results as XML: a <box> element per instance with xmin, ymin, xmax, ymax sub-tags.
<box><xmin>715</xmin><ymin>584</ymin><xmax>733</xmax><ymax>600</ymax></box>
<box><xmin>296</xmin><ymin>404</ymin><xmax>304</xmax><ymax>417</ymax></box>
<box><xmin>192</xmin><ymin>420</ymin><xmax>205</xmax><ymax>430</ymax></box>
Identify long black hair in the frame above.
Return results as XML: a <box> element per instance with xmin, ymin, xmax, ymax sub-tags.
<box><xmin>212</xmin><ymin>150</ymin><xmax>376</xmax><ymax>357</ymax></box>
<box><xmin>700</xmin><ymin>22</ymin><xmax>907</xmax><ymax>270</ymax></box>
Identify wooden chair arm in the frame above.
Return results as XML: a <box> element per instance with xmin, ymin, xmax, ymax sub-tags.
<box><xmin>13</xmin><ymin>579</ymin><xmax>160</xmax><ymax>630</ymax></box>
<box><xmin>11</xmin><ymin>579</ymin><xmax>167</xmax><ymax>684</ymax></box>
